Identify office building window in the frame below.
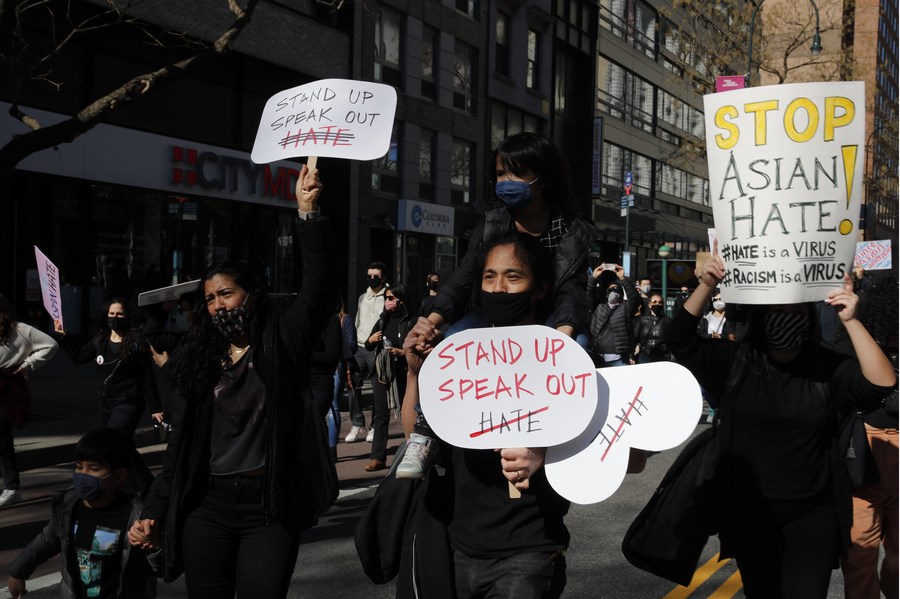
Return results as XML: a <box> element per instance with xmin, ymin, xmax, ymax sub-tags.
<box><xmin>453</xmin><ymin>40</ymin><xmax>476</xmax><ymax>114</ymax></box>
<box><xmin>421</xmin><ymin>26</ymin><xmax>437</xmax><ymax>100</ymax></box>
<box><xmin>419</xmin><ymin>128</ymin><xmax>435</xmax><ymax>201</ymax></box>
<box><xmin>496</xmin><ymin>12</ymin><xmax>510</xmax><ymax>77</ymax></box>
<box><xmin>527</xmin><ymin>29</ymin><xmax>540</xmax><ymax>89</ymax></box>
<box><xmin>596</xmin><ymin>56</ymin><xmax>654</xmax><ymax>134</ymax></box>
<box><xmin>490</xmin><ymin>103</ymin><xmax>542</xmax><ymax>148</ymax></box>
<box><xmin>455</xmin><ymin>0</ymin><xmax>478</xmax><ymax>19</ymax></box>
<box><xmin>450</xmin><ymin>139</ymin><xmax>473</xmax><ymax>205</ymax></box>
<box><xmin>375</xmin><ymin>9</ymin><xmax>402</xmax><ymax>87</ymax></box>
<box><xmin>372</xmin><ymin>123</ymin><xmax>400</xmax><ymax>194</ymax></box>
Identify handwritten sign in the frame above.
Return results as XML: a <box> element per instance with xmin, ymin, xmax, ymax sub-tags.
<box><xmin>854</xmin><ymin>240</ymin><xmax>892</xmax><ymax>271</ymax></box>
<box><xmin>703</xmin><ymin>81</ymin><xmax>866</xmax><ymax>304</ymax></box>
<box><xmin>34</xmin><ymin>246</ymin><xmax>64</xmax><ymax>330</ymax></box>
<box><xmin>544</xmin><ymin>362</ymin><xmax>702</xmax><ymax>504</ymax></box>
<box><xmin>251</xmin><ymin>79</ymin><xmax>397</xmax><ymax>164</ymax></box>
<box><xmin>418</xmin><ymin>325</ymin><xmax>599</xmax><ymax>450</ymax></box>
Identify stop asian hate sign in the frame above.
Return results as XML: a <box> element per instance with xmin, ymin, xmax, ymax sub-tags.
<box><xmin>417</xmin><ymin>325</ymin><xmax>599</xmax><ymax>450</ymax></box>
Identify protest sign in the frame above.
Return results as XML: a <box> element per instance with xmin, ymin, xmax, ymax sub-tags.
<box><xmin>703</xmin><ymin>81</ymin><xmax>866</xmax><ymax>304</ymax></box>
<box><xmin>251</xmin><ymin>79</ymin><xmax>397</xmax><ymax>164</ymax></box>
<box><xmin>854</xmin><ymin>240</ymin><xmax>892</xmax><ymax>271</ymax></box>
<box><xmin>544</xmin><ymin>362</ymin><xmax>702</xmax><ymax>504</ymax></box>
<box><xmin>34</xmin><ymin>246</ymin><xmax>64</xmax><ymax>330</ymax></box>
<box><xmin>137</xmin><ymin>280</ymin><xmax>201</xmax><ymax>307</ymax></box>
<box><xmin>417</xmin><ymin>325</ymin><xmax>599</xmax><ymax>450</ymax></box>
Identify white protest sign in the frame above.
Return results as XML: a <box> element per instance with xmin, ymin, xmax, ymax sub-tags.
<box><xmin>854</xmin><ymin>240</ymin><xmax>892</xmax><ymax>271</ymax></box>
<box><xmin>703</xmin><ymin>81</ymin><xmax>866</xmax><ymax>304</ymax></box>
<box><xmin>418</xmin><ymin>325</ymin><xmax>599</xmax><ymax>450</ymax></box>
<box><xmin>34</xmin><ymin>246</ymin><xmax>64</xmax><ymax>330</ymax></box>
<box><xmin>544</xmin><ymin>362</ymin><xmax>702</xmax><ymax>504</ymax></box>
<box><xmin>251</xmin><ymin>79</ymin><xmax>397</xmax><ymax>164</ymax></box>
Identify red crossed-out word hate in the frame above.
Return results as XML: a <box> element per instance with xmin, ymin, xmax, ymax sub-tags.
<box><xmin>279</xmin><ymin>126</ymin><xmax>355</xmax><ymax>149</ymax></box>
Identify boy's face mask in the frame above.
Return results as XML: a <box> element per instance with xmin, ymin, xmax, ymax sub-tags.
<box><xmin>72</xmin><ymin>473</ymin><xmax>111</xmax><ymax>501</ymax></box>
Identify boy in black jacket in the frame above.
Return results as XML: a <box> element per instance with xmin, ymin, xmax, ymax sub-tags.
<box><xmin>7</xmin><ymin>428</ymin><xmax>159</xmax><ymax>598</ymax></box>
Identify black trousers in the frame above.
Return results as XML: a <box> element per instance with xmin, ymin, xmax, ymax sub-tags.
<box><xmin>182</xmin><ymin>475</ymin><xmax>300</xmax><ymax>598</ymax></box>
<box><xmin>723</xmin><ymin>496</ymin><xmax>840</xmax><ymax>599</ymax></box>
<box><xmin>0</xmin><ymin>409</ymin><xmax>19</xmax><ymax>490</ymax></box>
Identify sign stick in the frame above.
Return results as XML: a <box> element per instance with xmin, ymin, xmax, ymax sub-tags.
<box><xmin>509</xmin><ymin>481</ymin><xmax>521</xmax><ymax>499</ymax></box>
<box><xmin>307</xmin><ymin>156</ymin><xmax>317</xmax><ymax>170</ymax></box>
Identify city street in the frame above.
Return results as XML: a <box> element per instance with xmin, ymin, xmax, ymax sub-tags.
<box><xmin>0</xmin><ymin>420</ymin><xmax>850</xmax><ymax>599</ymax></box>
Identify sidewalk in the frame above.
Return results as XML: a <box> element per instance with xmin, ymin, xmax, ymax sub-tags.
<box><xmin>14</xmin><ymin>349</ymin><xmax>405</xmax><ymax>484</ymax></box>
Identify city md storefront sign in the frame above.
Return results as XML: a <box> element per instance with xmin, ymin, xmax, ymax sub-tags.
<box><xmin>397</xmin><ymin>199</ymin><xmax>455</xmax><ymax>236</ymax></box>
<box><xmin>1</xmin><ymin>102</ymin><xmax>301</xmax><ymax>209</ymax></box>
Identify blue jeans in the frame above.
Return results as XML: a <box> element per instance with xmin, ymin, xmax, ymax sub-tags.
<box><xmin>327</xmin><ymin>366</ymin><xmax>346</xmax><ymax>447</ymax></box>
<box><xmin>453</xmin><ymin>548</ymin><xmax>566</xmax><ymax>599</ymax></box>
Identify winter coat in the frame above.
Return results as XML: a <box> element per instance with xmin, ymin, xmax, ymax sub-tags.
<box><xmin>141</xmin><ymin>216</ymin><xmax>339</xmax><ymax>582</ymax></box>
<box><xmin>429</xmin><ymin>201</ymin><xmax>595</xmax><ymax>330</ymax></box>
<box><xmin>9</xmin><ymin>490</ymin><xmax>159</xmax><ymax>598</ymax></box>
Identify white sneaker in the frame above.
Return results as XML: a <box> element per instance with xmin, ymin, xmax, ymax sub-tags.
<box><xmin>365</xmin><ymin>427</ymin><xmax>375</xmax><ymax>443</ymax></box>
<box><xmin>344</xmin><ymin>425</ymin><xmax>364</xmax><ymax>443</ymax></box>
<box><xmin>0</xmin><ymin>489</ymin><xmax>21</xmax><ymax>508</ymax></box>
<box><xmin>396</xmin><ymin>433</ymin><xmax>436</xmax><ymax>480</ymax></box>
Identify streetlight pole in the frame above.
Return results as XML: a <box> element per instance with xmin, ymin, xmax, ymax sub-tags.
<box><xmin>658</xmin><ymin>244</ymin><xmax>672</xmax><ymax>317</ymax></box>
<box><xmin>745</xmin><ymin>0</ymin><xmax>823</xmax><ymax>87</ymax></box>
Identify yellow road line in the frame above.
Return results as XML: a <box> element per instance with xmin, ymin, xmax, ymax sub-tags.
<box><xmin>708</xmin><ymin>570</ymin><xmax>743</xmax><ymax>598</ymax></box>
<box><xmin>662</xmin><ymin>553</ymin><xmax>731</xmax><ymax>599</ymax></box>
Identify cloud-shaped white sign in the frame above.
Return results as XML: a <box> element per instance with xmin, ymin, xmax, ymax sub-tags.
<box><xmin>544</xmin><ymin>362</ymin><xmax>702</xmax><ymax>504</ymax></box>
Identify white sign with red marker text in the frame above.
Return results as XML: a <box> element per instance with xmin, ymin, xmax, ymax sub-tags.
<box><xmin>251</xmin><ymin>79</ymin><xmax>397</xmax><ymax>164</ymax></box>
<box><xmin>417</xmin><ymin>326</ymin><xmax>702</xmax><ymax>503</ymax></box>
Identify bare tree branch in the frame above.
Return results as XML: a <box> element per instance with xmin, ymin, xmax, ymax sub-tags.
<box><xmin>0</xmin><ymin>0</ymin><xmax>259</xmax><ymax>170</ymax></box>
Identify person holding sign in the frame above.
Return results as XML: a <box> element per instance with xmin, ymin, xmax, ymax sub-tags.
<box><xmin>0</xmin><ymin>294</ymin><xmax>58</xmax><ymax>508</ymax></box>
<box><xmin>57</xmin><ymin>298</ymin><xmax>161</xmax><ymax>438</ymax></box>
<box><xmin>397</xmin><ymin>133</ymin><xmax>595</xmax><ymax>477</ymax></box>
<box><xmin>128</xmin><ymin>165</ymin><xmax>338</xmax><ymax>598</ymax></box>
<box><xmin>667</xmin><ymin>248</ymin><xmax>896</xmax><ymax>599</ymax></box>
<box><xmin>401</xmin><ymin>233</ymin><xmax>570</xmax><ymax>598</ymax></box>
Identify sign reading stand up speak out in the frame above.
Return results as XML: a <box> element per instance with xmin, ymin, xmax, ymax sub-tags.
<box><xmin>703</xmin><ymin>81</ymin><xmax>866</xmax><ymax>304</ymax></box>
<box><xmin>251</xmin><ymin>79</ymin><xmax>397</xmax><ymax>164</ymax></box>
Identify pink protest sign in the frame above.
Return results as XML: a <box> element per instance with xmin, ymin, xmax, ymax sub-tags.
<box><xmin>34</xmin><ymin>246</ymin><xmax>64</xmax><ymax>329</ymax></box>
<box><xmin>715</xmin><ymin>75</ymin><xmax>745</xmax><ymax>93</ymax></box>
<box><xmin>854</xmin><ymin>240</ymin><xmax>892</xmax><ymax>271</ymax></box>
<box><xmin>417</xmin><ymin>325</ymin><xmax>599</xmax><ymax>450</ymax></box>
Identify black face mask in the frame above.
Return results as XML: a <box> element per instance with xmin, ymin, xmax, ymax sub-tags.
<box><xmin>650</xmin><ymin>305</ymin><xmax>663</xmax><ymax>317</ymax></box>
<box><xmin>367</xmin><ymin>276</ymin><xmax>383</xmax><ymax>289</ymax></box>
<box><xmin>426</xmin><ymin>280</ymin><xmax>439</xmax><ymax>291</ymax></box>
<box><xmin>107</xmin><ymin>317</ymin><xmax>128</xmax><ymax>332</ymax></box>
<box><xmin>479</xmin><ymin>290</ymin><xmax>534</xmax><ymax>327</ymax></box>
<box><xmin>763</xmin><ymin>311</ymin><xmax>810</xmax><ymax>351</ymax></box>
<box><xmin>211</xmin><ymin>298</ymin><xmax>251</xmax><ymax>340</ymax></box>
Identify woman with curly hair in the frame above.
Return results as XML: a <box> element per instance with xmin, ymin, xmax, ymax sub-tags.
<box><xmin>59</xmin><ymin>297</ymin><xmax>160</xmax><ymax>436</ymax></box>
<box><xmin>0</xmin><ymin>294</ymin><xmax>58</xmax><ymax>507</ymax></box>
<box><xmin>128</xmin><ymin>165</ymin><xmax>339</xmax><ymax>598</ymax></box>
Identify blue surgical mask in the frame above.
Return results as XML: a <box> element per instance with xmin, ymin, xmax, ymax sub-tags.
<box><xmin>72</xmin><ymin>472</ymin><xmax>109</xmax><ymax>501</ymax></box>
<box><xmin>495</xmin><ymin>180</ymin><xmax>537</xmax><ymax>210</ymax></box>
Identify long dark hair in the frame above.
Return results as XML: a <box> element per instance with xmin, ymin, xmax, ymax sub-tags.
<box><xmin>473</xmin><ymin>232</ymin><xmax>555</xmax><ymax>323</ymax></box>
<box><xmin>492</xmin><ymin>132</ymin><xmax>580</xmax><ymax>217</ymax></box>
<box><xmin>169</xmin><ymin>260</ymin><xmax>270</xmax><ymax>400</ymax></box>
<box><xmin>0</xmin><ymin>294</ymin><xmax>15</xmax><ymax>345</ymax></box>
